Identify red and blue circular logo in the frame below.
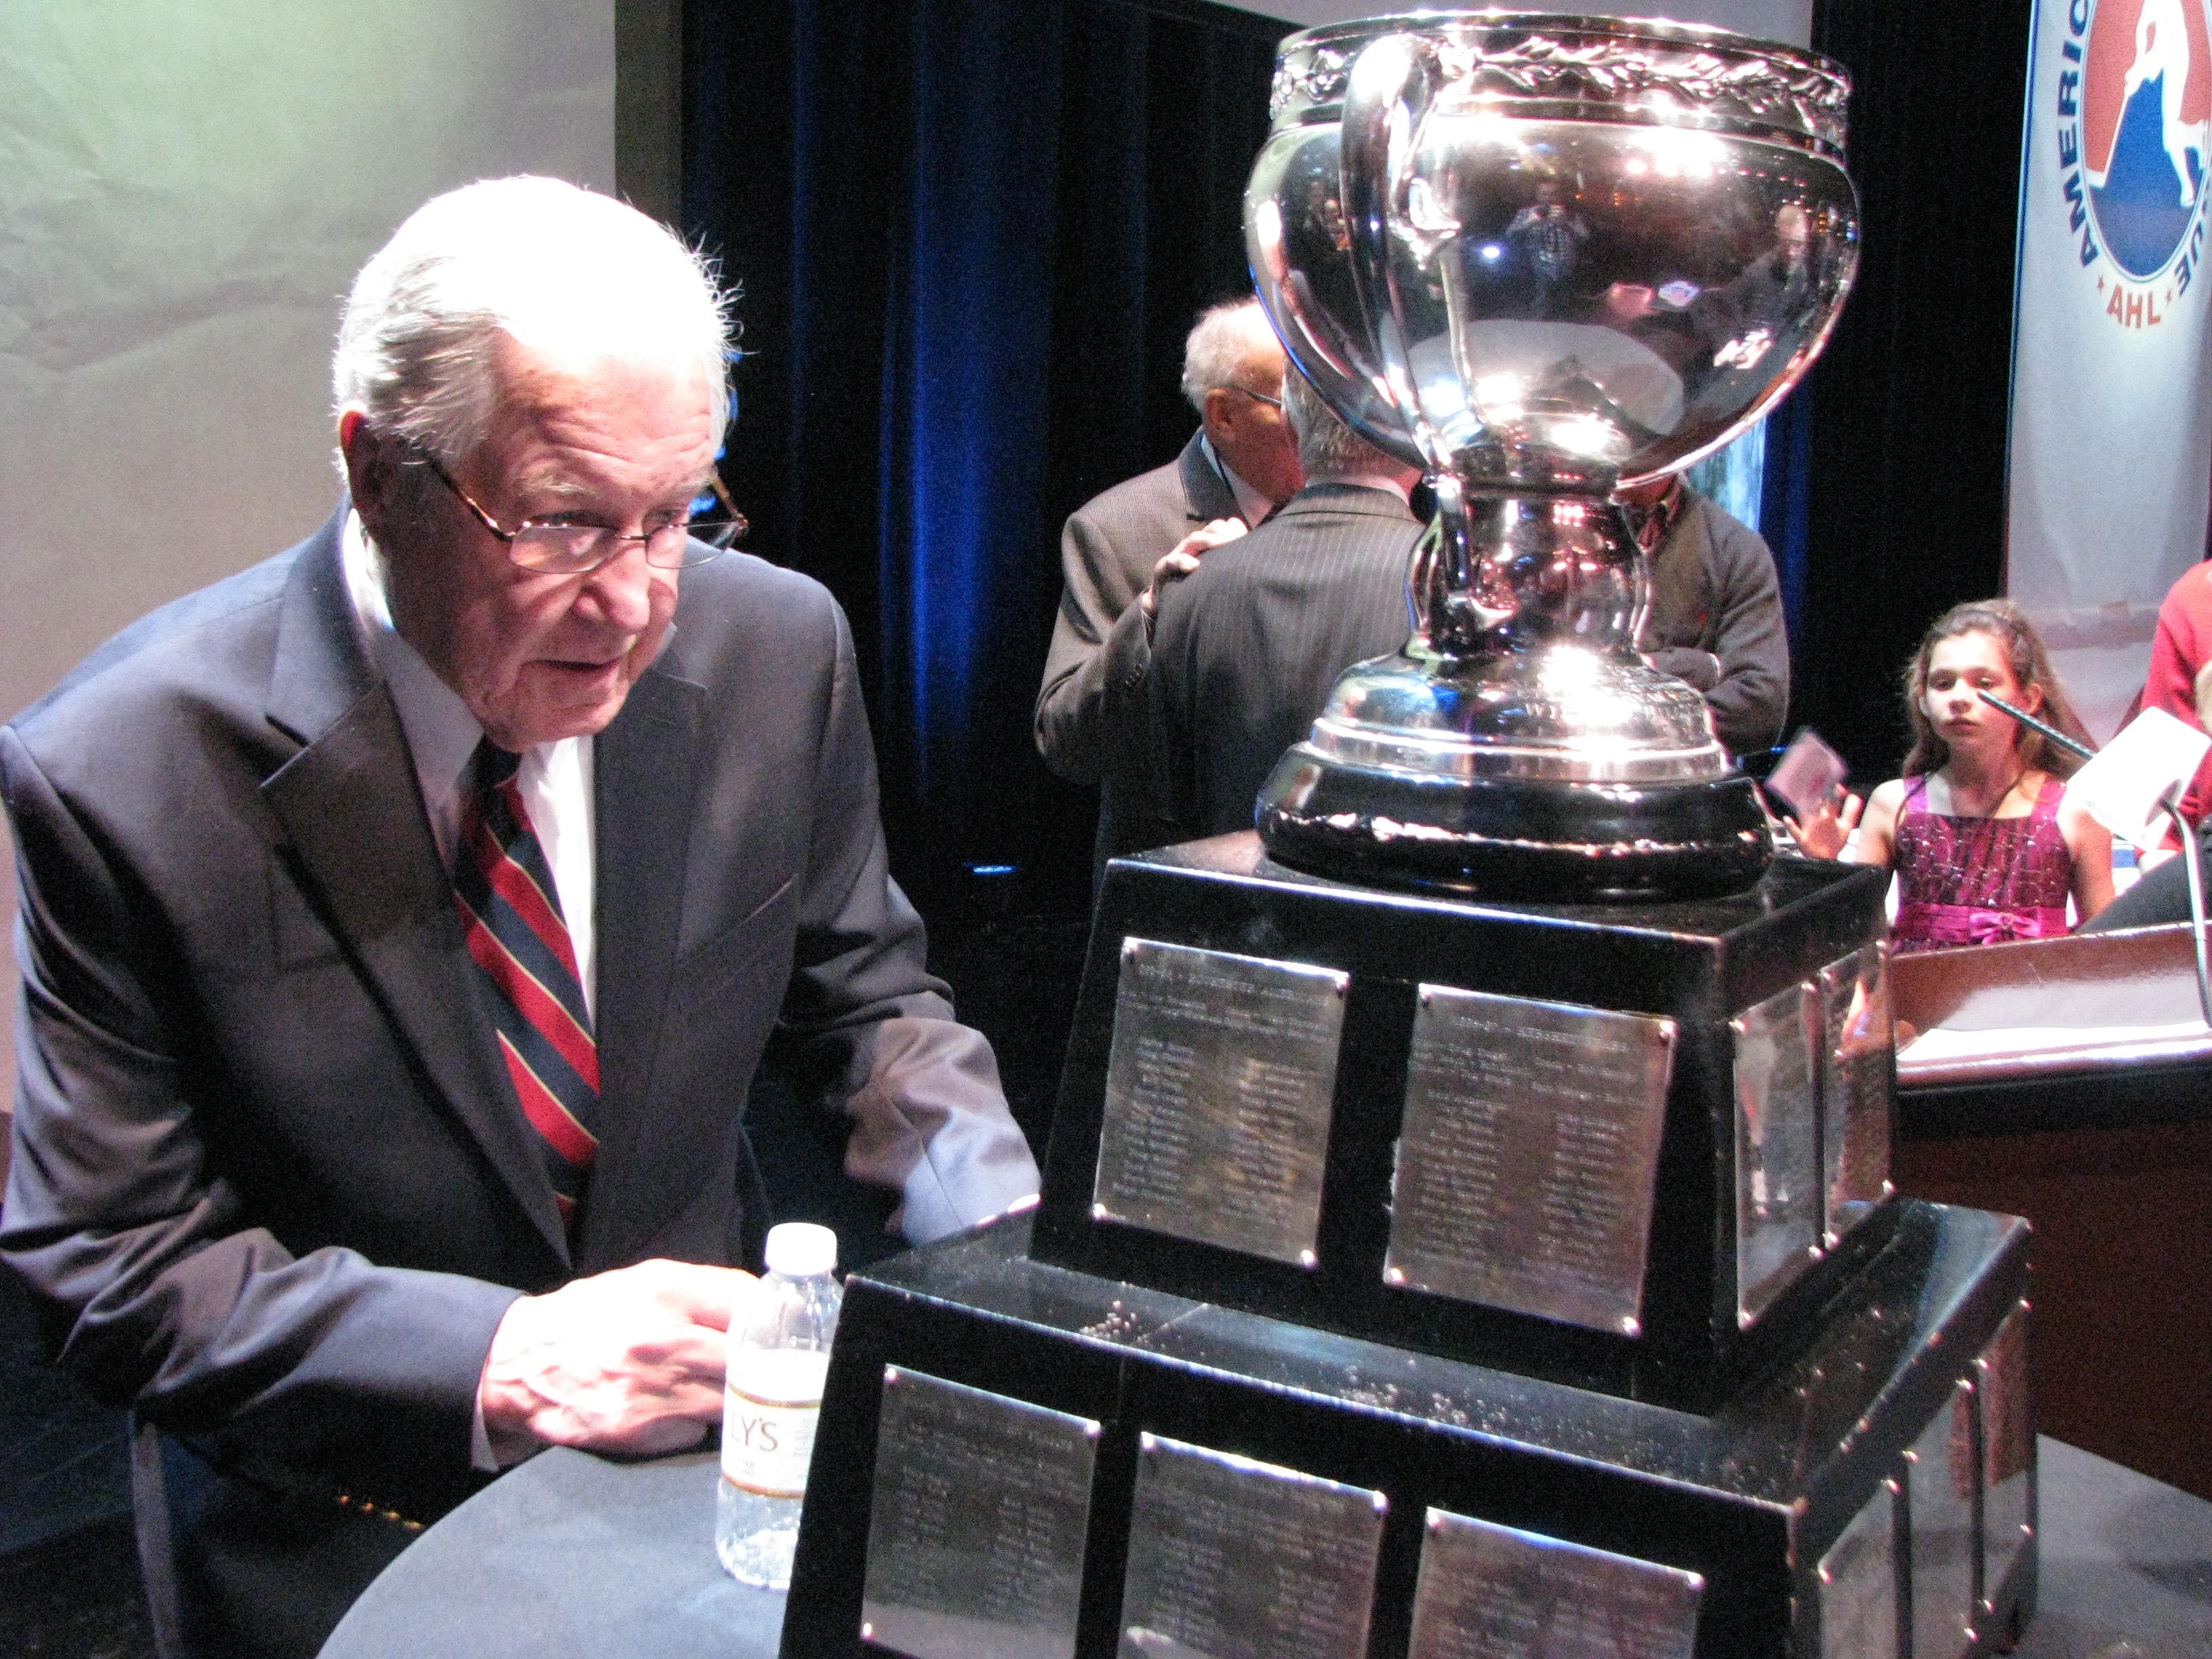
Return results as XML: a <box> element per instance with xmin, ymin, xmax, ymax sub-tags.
<box><xmin>2083</xmin><ymin>0</ymin><xmax>2212</xmax><ymax>279</ymax></box>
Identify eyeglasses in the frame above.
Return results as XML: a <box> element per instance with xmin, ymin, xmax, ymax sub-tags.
<box><xmin>414</xmin><ymin>454</ymin><xmax>746</xmax><ymax>575</ymax></box>
<box><xmin>1218</xmin><ymin>384</ymin><xmax>1284</xmax><ymax>409</ymax></box>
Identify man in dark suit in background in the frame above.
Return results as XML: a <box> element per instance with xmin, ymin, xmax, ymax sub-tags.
<box><xmin>1</xmin><ymin>177</ymin><xmax>1037</xmax><ymax>1658</ymax></box>
<box><xmin>1033</xmin><ymin>297</ymin><xmax>1303</xmax><ymax>869</ymax></box>
<box><xmin>1139</xmin><ymin>370</ymin><xmax>1422</xmax><ymax>848</ymax></box>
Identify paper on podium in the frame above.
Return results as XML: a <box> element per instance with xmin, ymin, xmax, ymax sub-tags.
<box><xmin>2064</xmin><ymin>707</ymin><xmax>2211</xmax><ymax>850</ymax></box>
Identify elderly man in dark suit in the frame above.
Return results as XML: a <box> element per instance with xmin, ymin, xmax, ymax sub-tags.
<box><xmin>1033</xmin><ymin>297</ymin><xmax>1304</xmax><ymax>869</ymax></box>
<box><xmin>0</xmin><ymin>178</ymin><xmax>1036</xmax><ymax>1658</ymax></box>
<box><xmin>1139</xmin><ymin>371</ymin><xmax>1422</xmax><ymax>847</ymax></box>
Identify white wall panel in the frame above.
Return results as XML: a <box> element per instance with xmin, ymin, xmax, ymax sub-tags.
<box><xmin>0</xmin><ymin>2</ymin><xmax>613</xmax><ymax>1102</ymax></box>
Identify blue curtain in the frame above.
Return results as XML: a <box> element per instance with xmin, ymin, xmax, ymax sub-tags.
<box><xmin>684</xmin><ymin>0</ymin><xmax>1283</xmax><ymax>914</ymax></box>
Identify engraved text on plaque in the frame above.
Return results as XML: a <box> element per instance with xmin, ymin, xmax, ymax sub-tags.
<box><xmin>1118</xmin><ymin>1433</ymin><xmax>1385</xmax><ymax>1659</ymax></box>
<box><xmin>861</xmin><ymin>1368</ymin><xmax>1099</xmax><ymax>1659</ymax></box>
<box><xmin>1387</xmin><ymin>986</ymin><xmax>1675</xmax><ymax>1336</ymax></box>
<box><xmin>1817</xmin><ymin>943</ymin><xmax>1893</xmax><ymax>1249</ymax></box>
<box><xmin>1816</xmin><ymin>1481</ymin><xmax>1900</xmax><ymax>1659</ymax></box>
<box><xmin>1906</xmin><ymin>1376</ymin><xmax>1977</xmax><ymax>1659</ymax></box>
<box><xmin>1734</xmin><ymin>981</ymin><xmax>1823</xmax><ymax>1326</ymax></box>
<box><xmin>1094</xmin><ymin>940</ymin><xmax>1347</xmax><ymax>1267</ymax></box>
<box><xmin>1977</xmin><ymin>1303</ymin><xmax>2034</xmax><ymax>1612</ymax></box>
<box><xmin>1406</xmin><ymin>1509</ymin><xmax>1703</xmax><ymax>1659</ymax></box>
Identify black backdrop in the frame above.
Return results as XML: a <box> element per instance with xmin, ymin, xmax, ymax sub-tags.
<box><xmin>683</xmin><ymin>0</ymin><xmax>2043</xmax><ymax>913</ymax></box>
<box><xmin>683</xmin><ymin>0</ymin><xmax>1284</xmax><ymax>919</ymax></box>
<box><xmin>1797</xmin><ymin>0</ymin><xmax>2035</xmax><ymax>783</ymax></box>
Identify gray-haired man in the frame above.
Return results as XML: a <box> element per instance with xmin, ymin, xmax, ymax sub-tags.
<box><xmin>1033</xmin><ymin>297</ymin><xmax>1304</xmax><ymax>871</ymax></box>
<box><xmin>1</xmin><ymin>177</ymin><xmax>1036</xmax><ymax>1656</ymax></box>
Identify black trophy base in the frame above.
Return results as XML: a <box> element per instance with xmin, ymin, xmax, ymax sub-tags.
<box><xmin>783</xmin><ymin>1202</ymin><xmax>2035</xmax><ymax>1659</ymax></box>
<box><xmin>1258</xmin><ymin>747</ymin><xmax>1774</xmax><ymax>902</ymax></box>
<box><xmin>1032</xmin><ymin>836</ymin><xmax>1896</xmax><ymax>1412</ymax></box>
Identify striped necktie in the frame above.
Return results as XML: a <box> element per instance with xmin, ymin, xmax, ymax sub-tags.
<box><xmin>453</xmin><ymin>739</ymin><xmax>600</xmax><ymax>1227</ymax></box>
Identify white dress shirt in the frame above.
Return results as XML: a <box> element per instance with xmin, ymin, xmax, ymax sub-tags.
<box><xmin>342</xmin><ymin>512</ymin><xmax>602</xmax><ymax>1469</ymax></box>
<box><xmin>340</xmin><ymin>512</ymin><xmax>598</xmax><ymax>1018</ymax></box>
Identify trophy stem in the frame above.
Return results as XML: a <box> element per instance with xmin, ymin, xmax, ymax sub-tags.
<box><xmin>1258</xmin><ymin>477</ymin><xmax>1772</xmax><ymax>901</ymax></box>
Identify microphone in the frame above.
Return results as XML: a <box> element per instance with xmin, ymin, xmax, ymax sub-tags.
<box><xmin>1975</xmin><ymin>690</ymin><xmax>2095</xmax><ymax>763</ymax></box>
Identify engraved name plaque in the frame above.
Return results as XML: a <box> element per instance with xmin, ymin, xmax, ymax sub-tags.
<box><xmin>1387</xmin><ymin>987</ymin><xmax>1675</xmax><ymax>1335</ymax></box>
<box><xmin>1733</xmin><ymin>981</ymin><xmax>1823</xmax><ymax>1326</ymax></box>
<box><xmin>860</xmin><ymin>1368</ymin><xmax>1099</xmax><ymax>1659</ymax></box>
<box><xmin>1906</xmin><ymin>1376</ymin><xmax>1977</xmax><ymax>1659</ymax></box>
<box><xmin>1977</xmin><ymin>1303</ymin><xmax>2034</xmax><ymax>1611</ymax></box>
<box><xmin>1405</xmin><ymin>1509</ymin><xmax>1703</xmax><ymax>1659</ymax></box>
<box><xmin>1816</xmin><ymin>1480</ymin><xmax>1900</xmax><ymax>1659</ymax></box>
<box><xmin>1118</xmin><ymin>1433</ymin><xmax>1385</xmax><ymax>1659</ymax></box>
<box><xmin>1816</xmin><ymin>943</ymin><xmax>1893</xmax><ymax>1249</ymax></box>
<box><xmin>1094</xmin><ymin>939</ymin><xmax>1348</xmax><ymax>1267</ymax></box>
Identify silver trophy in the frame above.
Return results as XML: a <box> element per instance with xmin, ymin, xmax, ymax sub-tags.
<box><xmin>1247</xmin><ymin>12</ymin><xmax>1859</xmax><ymax>898</ymax></box>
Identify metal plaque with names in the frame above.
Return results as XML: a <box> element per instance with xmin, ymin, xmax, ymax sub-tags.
<box><xmin>860</xmin><ymin>1368</ymin><xmax>1099</xmax><ymax>1659</ymax></box>
<box><xmin>1906</xmin><ymin>1377</ymin><xmax>1978</xmax><ymax>1659</ymax></box>
<box><xmin>1816</xmin><ymin>943</ymin><xmax>1894</xmax><ymax>1249</ymax></box>
<box><xmin>1387</xmin><ymin>986</ymin><xmax>1675</xmax><ymax>1335</ymax></box>
<box><xmin>1406</xmin><ymin>1509</ymin><xmax>1704</xmax><ymax>1659</ymax></box>
<box><xmin>1118</xmin><ymin>1433</ymin><xmax>1385</xmax><ymax>1659</ymax></box>
<box><xmin>1733</xmin><ymin>981</ymin><xmax>1824</xmax><ymax>1327</ymax></box>
<box><xmin>1816</xmin><ymin>1480</ymin><xmax>1900</xmax><ymax>1659</ymax></box>
<box><xmin>1977</xmin><ymin>1303</ymin><xmax>2034</xmax><ymax>1610</ymax></box>
<box><xmin>1094</xmin><ymin>939</ymin><xmax>1348</xmax><ymax>1268</ymax></box>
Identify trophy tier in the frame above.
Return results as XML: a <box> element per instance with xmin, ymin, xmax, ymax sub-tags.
<box><xmin>1031</xmin><ymin>836</ymin><xmax>1894</xmax><ymax>1412</ymax></box>
<box><xmin>783</xmin><ymin>1203</ymin><xmax>2034</xmax><ymax>1659</ymax></box>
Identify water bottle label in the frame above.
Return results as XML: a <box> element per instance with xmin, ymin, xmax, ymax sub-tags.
<box><xmin>722</xmin><ymin>1350</ymin><xmax>830</xmax><ymax>1500</ymax></box>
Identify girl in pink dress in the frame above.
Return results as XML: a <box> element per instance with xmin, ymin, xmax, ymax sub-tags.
<box><xmin>1790</xmin><ymin>600</ymin><xmax>2114</xmax><ymax>951</ymax></box>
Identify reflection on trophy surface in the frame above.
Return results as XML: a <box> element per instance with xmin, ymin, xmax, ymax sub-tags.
<box><xmin>1246</xmin><ymin>12</ymin><xmax>1860</xmax><ymax>898</ymax></box>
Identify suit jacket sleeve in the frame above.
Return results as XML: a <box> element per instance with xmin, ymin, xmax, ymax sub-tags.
<box><xmin>1</xmin><ymin>725</ymin><xmax>515</xmax><ymax>1513</ymax></box>
<box><xmin>1698</xmin><ymin>508</ymin><xmax>1790</xmax><ymax>755</ymax></box>
<box><xmin>1643</xmin><ymin>497</ymin><xmax>1789</xmax><ymax>756</ymax></box>
<box><xmin>774</xmin><ymin>604</ymin><xmax>1040</xmax><ymax>1243</ymax></box>
<box><xmin>1033</xmin><ymin>506</ymin><xmax>1153</xmax><ymax>787</ymax></box>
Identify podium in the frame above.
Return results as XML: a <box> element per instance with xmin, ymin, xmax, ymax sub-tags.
<box><xmin>783</xmin><ymin>838</ymin><xmax>2037</xmax><ymax>1658</ymax></box>
<box><xmin>1892</xmin><ymin>923</ymin><xmax>2212</xmax><ymax>1500</ymax></box>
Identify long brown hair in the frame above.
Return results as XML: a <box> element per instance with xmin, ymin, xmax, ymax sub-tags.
<box><xmin>1900</xmin><ymin>599</ymin><xmax>2092</xmax><ymax>779</ymax></box>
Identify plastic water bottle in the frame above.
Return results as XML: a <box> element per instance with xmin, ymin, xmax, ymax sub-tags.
<box><xmin>718</xmin><ymin>1221</ymin><xmax>842</xmax><ymax>1588</ymax></box>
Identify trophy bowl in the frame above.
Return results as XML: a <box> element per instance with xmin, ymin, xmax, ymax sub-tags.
<box><xmin>1246</xmin><ymin>12</ymin><xmax>1859</xmax><ymax>899</ymax></box>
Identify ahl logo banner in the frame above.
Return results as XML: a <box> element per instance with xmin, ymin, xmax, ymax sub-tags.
<box><xmin>2009</xmin><ymin>0</ymin><xmax>2212</xmax><ymax>737</ymax></box>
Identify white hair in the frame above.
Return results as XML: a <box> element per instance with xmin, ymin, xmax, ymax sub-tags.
<box><xmin>331</xmin><ymin>176</ymin><xmax>735</xmax><ymax>471</ymax></box>
<box><xmin>1284</xmin><ymin>365</ymin><xmax>1395</xmax><ymax>480</ymax></box>
<box><xmin>1179</xmin><ymin>296</ymin><xmax>1282</xmax><ymax>415</ymax></box>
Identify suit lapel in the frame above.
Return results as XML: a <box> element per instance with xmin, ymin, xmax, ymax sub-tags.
<box><xmin>1178</xmin><ymin>430</ymin><xmax>1244</xmax><ymax>525</ymax></box>
<box><xmin>260</xmin><ymin>522</ymin><xmax>569</xmax><ymax>1263</ymax></box>
<box><xmin>571</xmin><ymin>661</ymin><xmax>705</xmax><ymax>1269</ymax></box>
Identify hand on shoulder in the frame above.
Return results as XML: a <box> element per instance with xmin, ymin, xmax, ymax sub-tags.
<box><xmin>1139</xmin><ymin>518</ymin><xmax>1246</xmax><ymax>619</ymax></box>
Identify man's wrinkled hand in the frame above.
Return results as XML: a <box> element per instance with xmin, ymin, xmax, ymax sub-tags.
<box><xmin>478</xmin><ymin>1258</ymin><xmax>754</xmax><ymax>1457</ymax></box>
<box><xmin>1138</xmin><ymin>518</ymin><xmax>1247</xmax><ymax>619</ymax></box>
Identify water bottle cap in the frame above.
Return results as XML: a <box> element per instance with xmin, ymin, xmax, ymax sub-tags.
<box><xmin>763</xmin><ymin>1221</ymin><xmax>838</xmax><ymax>1277</ymax></box>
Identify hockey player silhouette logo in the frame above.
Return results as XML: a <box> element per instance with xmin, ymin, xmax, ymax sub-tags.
<box><xmin>2084</xmin><ymin>0</ymin><xmax>2212</xmax><ymax>276</ymax></box>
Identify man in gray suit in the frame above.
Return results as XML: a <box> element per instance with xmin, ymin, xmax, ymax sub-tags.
<box><xmin>1033</xmin><ymin>298</ymin><xmax>1303</xmax><ymax>866</ymax></box>
<box><xmin>1</xmin><ymin>178</ymin><xmax>1036</xmax><ymax>1657</ymax></box>
<box><xmin>1141</xmin><ymin>371</ymin><xmax>1422</xmax><ymax>847</ymax></box>
<box><xmin>1619</xmin><ymin>475</ymin><xmax>1790</xmax><ymax>757</ymax></box>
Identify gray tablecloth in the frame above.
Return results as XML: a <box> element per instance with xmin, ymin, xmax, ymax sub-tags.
<box><xmin>321</xmin><ymin>1436</ymin><xmax>2212</xmax><ymax>1658</ymax></box>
